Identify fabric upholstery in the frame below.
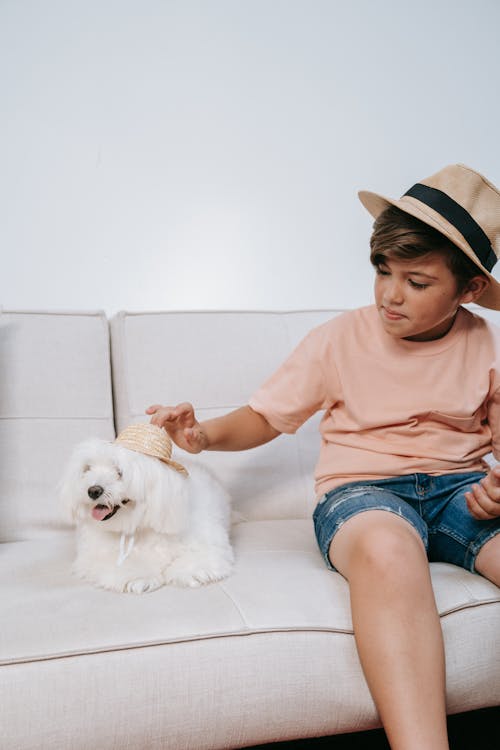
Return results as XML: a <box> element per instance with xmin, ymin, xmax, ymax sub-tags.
<box><xmin>0</xmin><ymin>311</ymin><xmax>115</xmax><ymax>541</ymax></box>
<box><xmin>2</xmin><ymin>522</ymin><xmax>499</xmax><ymax>749</ymax></box>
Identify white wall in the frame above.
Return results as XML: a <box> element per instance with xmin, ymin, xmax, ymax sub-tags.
<box><xmin>1</xmin><ymin>0</ymin><xmax>500</xmax><ymax>315</ymax></box>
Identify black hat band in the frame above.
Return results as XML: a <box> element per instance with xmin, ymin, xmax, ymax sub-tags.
<box><xmin>404</xmin><ymin>183</ymin><xmax>497</xmax><ymax>272</ymax></box>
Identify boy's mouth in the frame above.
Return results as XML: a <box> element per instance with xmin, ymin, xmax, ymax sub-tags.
<box><xmin>383</xmin><ymin>307</ymin><xmax>406</xmax><ymax>321</ymax></box>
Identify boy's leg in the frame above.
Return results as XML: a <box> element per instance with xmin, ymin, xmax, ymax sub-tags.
<box><xmin>424</xmin><ymin>472</ymin><xmax>500</xmax><ymax>584</ymax></box>
<box><xmin>329</xmin><ymin>510</ymin><xmax>449</xmax><ymax>750</ymax></box>
<box><xmin>474</xmin><ymin>533</ymin><xmax>500</xmax><ymax>586</ymax></box>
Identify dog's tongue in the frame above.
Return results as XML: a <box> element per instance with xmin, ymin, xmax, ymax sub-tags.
<box><xmin>92</xmin><ymin>505</ymin><xmax>112</xmax><ymax>521</ymax></box>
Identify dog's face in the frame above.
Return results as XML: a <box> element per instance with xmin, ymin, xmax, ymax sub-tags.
<box><xmin>60</xmin><ymin>438</ymin><xmax>189</xmax><ymax>535</ymax></box>
<box><xmin>81</xmin><ymin>456</ymin><xmax>131</xmax><ymax>524</ymax></box>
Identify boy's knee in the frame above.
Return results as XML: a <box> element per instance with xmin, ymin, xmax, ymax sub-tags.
<box><xmin>330</xmin><ymin>510</ymin><xmax>426</xmax><ymax>578</ymax></box>
<box><xmin>360</xmin><ymin>524</ymin><xmax>424</xmax><ymax>572</ymax></box>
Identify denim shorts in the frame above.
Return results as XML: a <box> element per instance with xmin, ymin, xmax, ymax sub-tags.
<box><xmin>313</xmin><ymin>472</ymin><xmax>500</xmax><ymax>573</ymax></box>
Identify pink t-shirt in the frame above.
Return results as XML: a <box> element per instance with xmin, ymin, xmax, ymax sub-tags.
<box><xmin>249</xmin><ymin>305</ymin><xmax>500</xmax><ymax>499</ymax></box>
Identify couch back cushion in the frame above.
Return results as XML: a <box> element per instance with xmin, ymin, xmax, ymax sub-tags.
<box><xmin>0</xmin><ymin>311</ymin><xmax>115</xmax><ymax>541</ymax></box>
<box><xmin>110</xmin><ymin>310</ymin><xmax>341</xmax><ymax>521</ymax></box>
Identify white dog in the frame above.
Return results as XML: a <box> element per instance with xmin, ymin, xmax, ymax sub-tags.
<box><xmin>59</xmin><ymin>424</ymin><xmax>234</xmax><ymax>594</ymax></box>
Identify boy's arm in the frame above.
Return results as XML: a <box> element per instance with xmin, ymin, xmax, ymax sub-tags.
<box><xmin>146</xmin><ymin>402</ymin><xmax>281</xmax><ymax>454</ymax></box>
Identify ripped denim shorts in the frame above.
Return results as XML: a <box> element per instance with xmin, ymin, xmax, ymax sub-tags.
<box><xmin>313</xmin><ymin>472</ymin><xmax>500</xmax><ymax>573</ymax></box>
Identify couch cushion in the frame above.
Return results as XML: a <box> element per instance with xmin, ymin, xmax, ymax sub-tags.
<box><xmin>110</xmin><ymin>310</ymin><xmax>341</xmax><ymax>521</ymax></box>
<box><xmin>1</xmin><ymin>521</ymin><xmax>499</xmax><ymax>748</ymax></box>
<box><xmin>3</xmin><ymin>522</ymin><xmax>498</xmax><ymax>670</ymax></box>
<box><xmin>0</xmin><ymin>311</ymin><xmax>115</xmax><ymax>541</ymax></box>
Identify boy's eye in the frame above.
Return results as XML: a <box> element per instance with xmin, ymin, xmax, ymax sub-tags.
<box><xmin>408</xmin><ymin>279</ymin><xmax>429</xmax><ymax>290</ymax></box>
<box><xmin>375</xmin><ymin>265</ymin><xmax>390</xmax><ymax>276</ymax></box>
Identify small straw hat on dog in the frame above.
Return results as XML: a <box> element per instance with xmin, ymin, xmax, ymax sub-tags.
<box><xmin>115</xmin><ymin>423</ymin><xmax>188</xmax><ymax>476</ymax></box>
<box><xmin>358</xmin><ymin>163</ymin><xmax>500</xmax><ymax>310</ymax></box>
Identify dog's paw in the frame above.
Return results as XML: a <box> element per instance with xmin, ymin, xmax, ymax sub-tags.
<box><xmin>164</xmin><ymin>549</ymin><xmax>233</xmax><ymax>588</ymax></box>
<box><xmin>124</xmin><ymin>577</ymin><xmax>164</xmax><ymax>594</ymax></box>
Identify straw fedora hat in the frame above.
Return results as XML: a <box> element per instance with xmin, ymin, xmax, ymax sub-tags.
<box><xmin>115</xmin><ymin>423</ymin><xmax>188</xmax><ymax>476</ymax></box>
<box><xmin>358</xmin><ymin>163</ymin><xmax>500</xmax><ymax>310</ymax></box>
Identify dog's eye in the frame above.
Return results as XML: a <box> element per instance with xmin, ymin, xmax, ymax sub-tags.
<box><xmin>116</xmin><ymin>468</ymin><xmax>123</xmax><ymax>479</ymax></box>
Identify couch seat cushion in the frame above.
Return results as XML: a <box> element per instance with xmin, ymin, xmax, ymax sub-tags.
<box><xmin>2</xmin><ymin>520</ymin><xmax>499</xmax><ymax>667</ymax></box>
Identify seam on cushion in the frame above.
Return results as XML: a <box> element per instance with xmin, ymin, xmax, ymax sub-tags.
<box><xmin>3</xmin><ymin>599</ymin><xmax>499</xmax><ymax>667</ymax></box>
<box><xmin>217</xmin><ymin>583</ymin><xmax>251</xmax><ymax>632</ymax></box>
<box><xmin>1</xmin><ymin>310</ymin><xmax>106</xmax><ymax>317</ymax></box>
<box><xmin>0</xmin><ymin>628</ymin><xmax>356</xmax><ymax>666</ymax></box>
<box><xmin>438</xmin><ymin>597</ymin><xmax>500</xmax><ymax>618</ymax></box>
<box><xmin>0</xmin><ymin>416</ymin><xmax>113</xmax><ymax>421</ymax></box>
<box><xmin>112</xmin><ymin>309</ymin><xmax>345</xmax><ymax>318</ymax></box>
<box><xmin>447</xmin><ymin>575</ymin><xmax>480</xmax><ymax>603</ymax></box>
<box><xmin>102</xmin><ymin>316</ymin><xmax>115</xmax><ymax>434</ymax></box>
<box><xmin>111</xmin><ymin>312</ymin><xmax>132</xmax><ymax>433</ymax></box>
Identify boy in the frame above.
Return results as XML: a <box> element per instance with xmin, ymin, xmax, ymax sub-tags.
<box><xmin>147</xmin><ymin>164</ymin><xmax>500</xmax><ymax>750</ymax></box>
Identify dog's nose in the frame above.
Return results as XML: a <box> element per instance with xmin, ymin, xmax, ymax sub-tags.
<box><xmin>88</xmin><ymin>485</ymin><xmax>104</xmax><ymax>500</ymax></box>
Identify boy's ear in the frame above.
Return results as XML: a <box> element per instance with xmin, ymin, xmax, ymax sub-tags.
<box><xmin>459</xmin><ymin>276</ymin><xmax>490</xmax><ymax>305</ymax></box>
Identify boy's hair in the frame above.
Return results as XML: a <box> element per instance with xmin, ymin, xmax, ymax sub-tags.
<box><xmin>370</xmin><ymin>205</ymin><xmax>486</xmax><ymax>293</ymax></box>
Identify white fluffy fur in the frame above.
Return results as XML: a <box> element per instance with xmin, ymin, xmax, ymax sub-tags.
<box><xmin>59</xmin><ymin>438</ymin><xmax>234</xmax><ymax>594</ymax></box>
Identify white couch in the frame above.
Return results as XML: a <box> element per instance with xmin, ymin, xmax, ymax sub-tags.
<box><xmin>1</xmin><ymin>308</ymin><xmax>499</xmax><ymax>750</ymax></box>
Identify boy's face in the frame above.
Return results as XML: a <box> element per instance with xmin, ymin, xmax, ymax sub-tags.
<box><xmin>374</xmin><ymin>252</ymin><xmax>476</xmax><ymax>341</ymax></box>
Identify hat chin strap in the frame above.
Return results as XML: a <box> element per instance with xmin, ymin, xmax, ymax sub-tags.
<box><xmin>404</xmin><ymin>183</ymin><xmax>497</xmax><ymax>272</ymax></box>
<box><xmin>117</xmin><ymin>534</ymin><xmax>135</xmax><ymax>566</ymax></box>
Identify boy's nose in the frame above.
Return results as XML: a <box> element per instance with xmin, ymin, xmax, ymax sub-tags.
<box><xmin>384</xmin><ymin>281</ymin><xmax>404</xmax><ymax>305</ymax></box>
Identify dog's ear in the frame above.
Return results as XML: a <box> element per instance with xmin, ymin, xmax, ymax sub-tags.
<box><xmin>58</xmin><ymin>438</ymin><xmax>105</xmax><ymax>525</ymax></box>
<box><xmin>141</xmin><ymin>458</ymin><xmax>189</xmax><ymax>535</ymax></box>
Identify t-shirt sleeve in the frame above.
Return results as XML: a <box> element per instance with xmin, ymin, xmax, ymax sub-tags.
<box><xmin>248</xmin><ymin>323</ymin><xmax>340</xmax><ymax>434</ymax></box>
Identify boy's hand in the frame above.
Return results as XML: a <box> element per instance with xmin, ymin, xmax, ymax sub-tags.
<box><xmin>465</xmin><ymin>466</ymin><xmax>500</xmax><ymax>519</ymax></box>
<box><xmin>146</xmin><ymin>402</ymin><xmax>208</xmax><ymax>454</ymax></box>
